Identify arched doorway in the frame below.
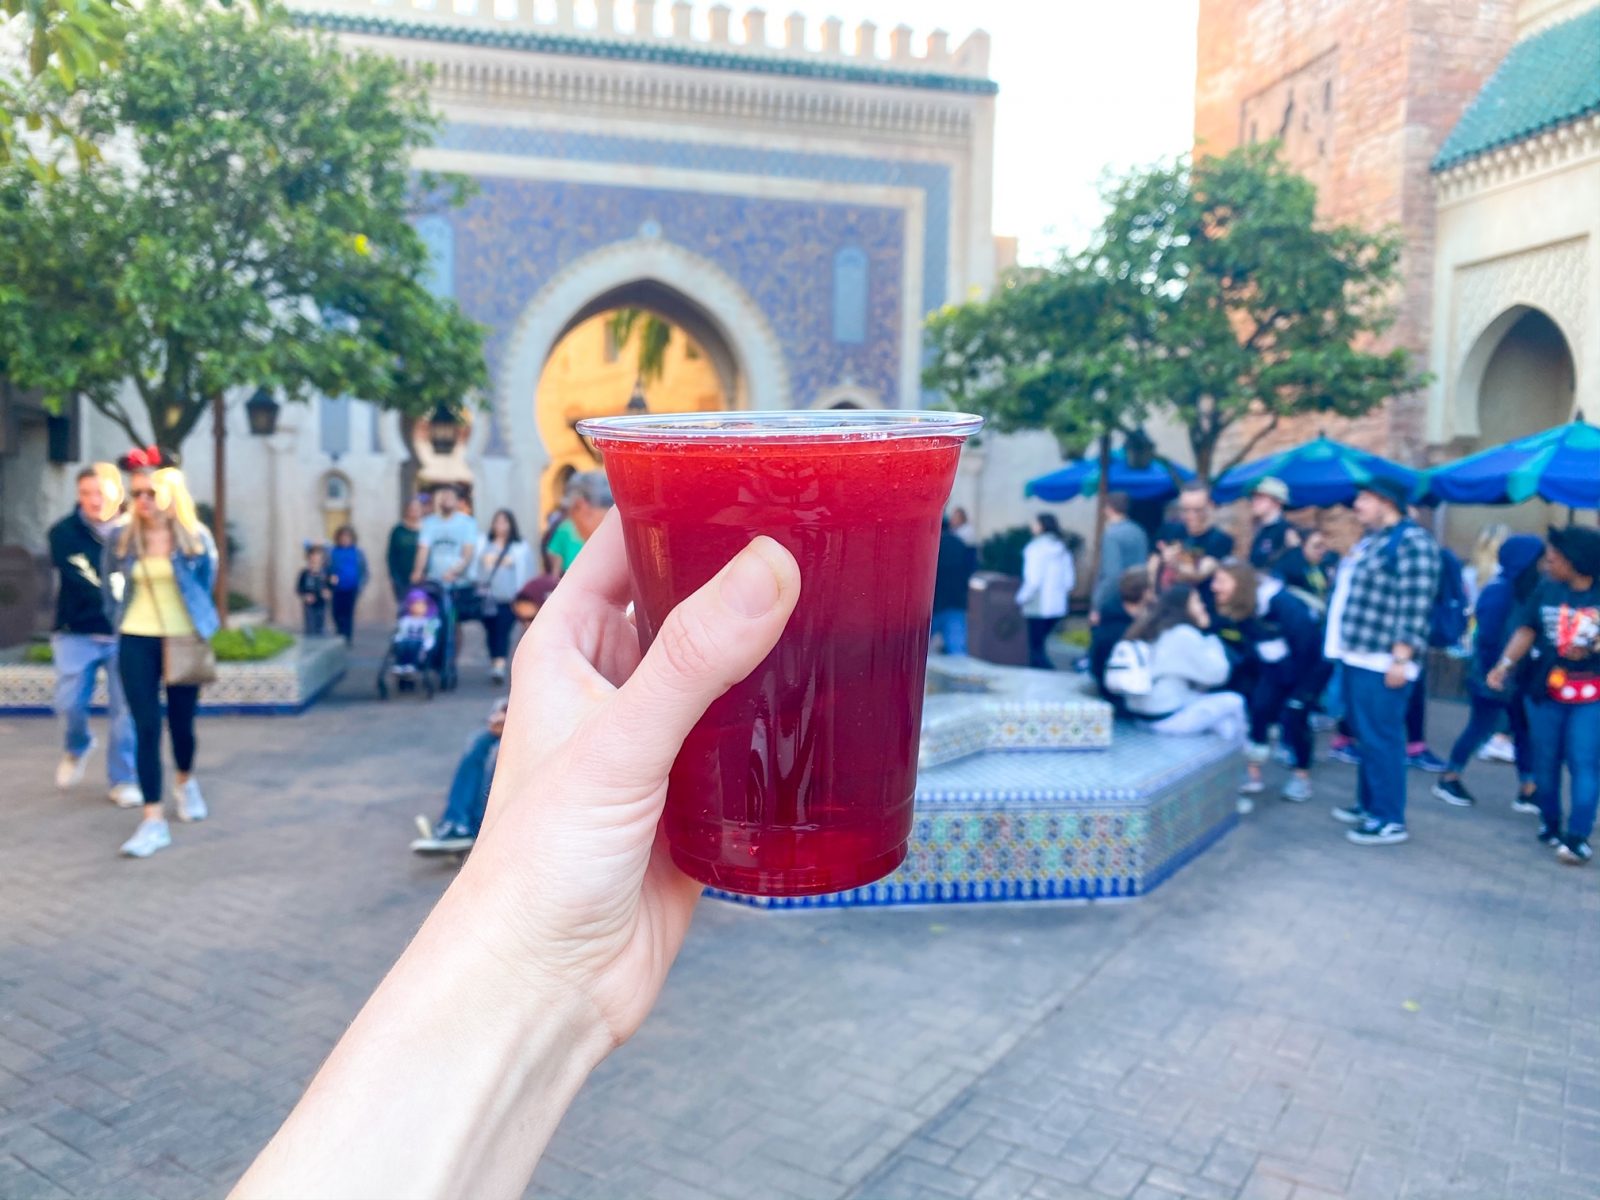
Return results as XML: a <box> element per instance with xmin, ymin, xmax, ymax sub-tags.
<box><xmin>535</xmin><ymin>289</ymin><xmax>734</xmax><ymax>518</ymax></box>
<box><xmin>1448</xmin><ymin>306</ymin><xmax>1578</xmax><ymax>543</ymax></box>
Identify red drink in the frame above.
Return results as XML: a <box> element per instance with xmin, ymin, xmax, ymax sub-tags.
<box><xmin>581</xmin><ymin>412</ymin><xmax>981</xmax><ymax>896</ymax></box>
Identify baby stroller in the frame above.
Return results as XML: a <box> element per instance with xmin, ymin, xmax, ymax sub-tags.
<box><xmin>377</xmin><ymin>581</ymin><xmax>460</xmax><ymax>700</ymax></box>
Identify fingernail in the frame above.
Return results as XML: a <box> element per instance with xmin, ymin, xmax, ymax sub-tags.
<box><xmin>720</xmin><ymin>540</ymin><xmax>783</xmax><ymax>618</ymax></box>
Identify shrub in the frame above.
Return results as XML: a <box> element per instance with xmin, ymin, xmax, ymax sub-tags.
<box><xmin>211</xmin><ymin>627</ymin><xmax>295</xmax><ymax>662</ymax></box>
<box><xmin>226</xmin><ymin>590</ymin><xmax>255</xmax><ymax>614</ymax></box>
<box><xmin>23</xmin><ymin>642</ymin><xmax>53</xmax><ymax>664</ymax></box>
<box><xmin>978</xmin><ymin>524</ymin><xmax>1085</xmax><ymax>578</ymax></box>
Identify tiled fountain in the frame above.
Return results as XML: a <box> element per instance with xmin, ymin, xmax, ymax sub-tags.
<box><xmin>712</xmin><ymin>656</ymin><xmax>1242</xmax><ymax>909</ymax></box>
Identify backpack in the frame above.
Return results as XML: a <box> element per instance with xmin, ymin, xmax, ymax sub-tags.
<box><xmin>1104</xmin><ymin>639</ymin><xmax>1153</xmax><ymax>697</ymax></box>
<box><xmin>1382</xmin><ymin>525</ymin><xmax>1468</xmax><ymax>649</ymax></box>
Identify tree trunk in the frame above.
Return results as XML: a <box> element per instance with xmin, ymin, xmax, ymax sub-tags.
<box><xmin>1088</xmin><ymin>434</ymin><xmax>1112</xmax><ymax>614</ymax></box>
<box><xmin>211</xmin><ymin>390</ymin><xmax>229</xmax><ymax>630</ymax></box>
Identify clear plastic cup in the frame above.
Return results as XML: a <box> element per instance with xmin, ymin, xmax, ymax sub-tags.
<box><xmin>578</xmin><ymin>410</ymin><xmax>982</xmax><ymax>896</ymax></box>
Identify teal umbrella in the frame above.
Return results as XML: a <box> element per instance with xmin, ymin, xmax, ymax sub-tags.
<box><xmin>1211</xmin><ymin>435</ymin><xmax>1420</xmax><ymax>507</ymax></box>
<box><xmin>1419</xmin><ymin>419</ymin><xmax>1600</xmax><ymax>508</ymax></box>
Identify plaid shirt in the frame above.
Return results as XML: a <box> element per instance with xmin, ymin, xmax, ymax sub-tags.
<box><xmin>1337</xmin><ymin>520</ymin><xmax>1442</xmax><ymax>657</ymax></box>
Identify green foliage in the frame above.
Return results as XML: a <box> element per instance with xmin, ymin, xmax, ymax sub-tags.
<box><xmin>605</xmin><ymin>308</ymin><xmax>673</xmax><ymax>384</ymax></box>
<box><xmin>977</xmin><ymin>525</ymin><xmax>1086</xmax><ymax>579</ymax></box>
<box><xmin>23</xmin><ymin>640</ymin><xmax>54</xmax><ymax>663</ymax></box>
<box><xmin>1054</xmin><ymin>625</ymin><xmax>1091</xmax><ymax>651</ymax></box>
<box><xmin>0</xmin><ymin>0</ymin><xmax>487</xmax><ymax>452</ymax></box>
<box><xmin>211</xmin><ymin>625</ymin><xmax>293</xmax><ymax>661</ymax></box>
<box><xmin>925</xmin><ymin>144</ymin><xmax>1423</xmax><ymax>482</ymax></box>
<box><xmin>0</xmin><ymin>0</ymin><xmax>129</xmax><ymax>170</ymax></box>
<box><xmin>226</xmin><ymin>589</ymin><xmax>255</xmax><ymax>614</ymax></box>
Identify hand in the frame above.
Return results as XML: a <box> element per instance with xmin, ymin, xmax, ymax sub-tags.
<box><xmin>458</xmin><ymin>510</ymin><xmax>801</xmax><ymax>1044</ymax></box>
<box><xmin>1486</xmin><ymin>665</ymin><xmax>1509</xmax><ymax>693</ymax></box>
<box><xmin>1088</xmin><ymin>610</ymin><xmax>1100</xmax><ymax>627</ymax></box>
<box><xmin>1384</xmin><ymin>661</ymin><xmax>1409</xmax><ymax>690</ymax></box>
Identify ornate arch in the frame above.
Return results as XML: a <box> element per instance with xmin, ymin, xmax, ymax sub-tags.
<box><xmin>476</xmin><ymin>235</ymin><xmax>792</xmax><ymax>470</ymax></box>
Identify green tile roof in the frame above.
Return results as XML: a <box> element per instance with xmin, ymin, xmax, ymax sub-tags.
<box><xmin>292</xmin><ymin>11</ymin><xmax>999</xmax><ymax>96</ymax></box>
<box><xmin>1433</xmin><ymin>5</ymin><xmax>1600</xmax><ymax>171</ymax></box>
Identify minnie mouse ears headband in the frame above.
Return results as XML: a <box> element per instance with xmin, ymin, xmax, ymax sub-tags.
<box><xmin>117</xmin><ymin>445</ymin><xmax>180</xmax><ymax>472</ymax></box>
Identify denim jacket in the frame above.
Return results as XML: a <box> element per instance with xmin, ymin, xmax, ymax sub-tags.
<box><xmin>101</xmin><ymin>524</ymin><xmax>221</xmax><ymax>641</ymax></box>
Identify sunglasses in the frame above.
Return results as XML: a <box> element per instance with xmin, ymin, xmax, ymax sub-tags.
<box><xmin>130</xmin><ymin>488</ymin><xmax>156</xmax><ymax>499</ymax></box>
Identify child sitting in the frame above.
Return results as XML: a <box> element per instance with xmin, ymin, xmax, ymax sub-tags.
<box><xmin>393</xmin><ymin>588</ymin><xmax>440</xmax><ymax>675</ymax></box>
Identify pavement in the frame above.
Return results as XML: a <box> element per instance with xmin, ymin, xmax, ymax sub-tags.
<box><xmin>1</xmin><ymin>630</ymin><xmax>1597</xmax><ymax>1200</ymax></box>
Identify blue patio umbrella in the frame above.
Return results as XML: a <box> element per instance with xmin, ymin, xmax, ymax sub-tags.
<box><xmin>1211</xmin><ymin>435</ymin><xmax>1421</xmax><ymax>507</ymax></box>
<box><xmin>1024</xmin><ymin>451</ymin><xmax>1194</xmax><ymax>503</ymax></box>
<box><xmin>1420</xmin><ymin>419</ymin><xmax>1600</xmax><ymax>508</ymax></box>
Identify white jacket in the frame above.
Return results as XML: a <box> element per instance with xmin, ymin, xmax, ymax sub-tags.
<box><xmin>1015</xmin><ymin>535</ymin><xmax>1075</xmax><ymax>619</ymax></box>
<box><xmin>1123</xmin><ymin>625</ymin><xmax>1232</xmax><ymax>719</ymax></box>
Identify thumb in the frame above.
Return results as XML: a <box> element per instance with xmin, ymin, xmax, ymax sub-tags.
<box><xmin>598</xmin><ymin>537</ymin><xmax>801</xmax><ymax>789</ymax></box>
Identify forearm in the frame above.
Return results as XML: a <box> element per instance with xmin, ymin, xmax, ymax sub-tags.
<box><xmin>232</xmin><ymin>870</ymin><xmax>610</xmax><ymax>1200</ymax></box>
<box><xmin>412</xmin><ymin>544</ymin><xmax>428</xmax><ymax>582</ymax></box>
<box><xmin>1498</xmin><ymin>628</ymin><xmax>1535</xmax><ymax>667</ymax></box>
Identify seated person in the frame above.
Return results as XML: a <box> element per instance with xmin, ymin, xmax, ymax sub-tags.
<box><xmin>394</xmin><ymin>588</ymin><xmax>440</xmax><ymax>675</ymax></box>
<box><xmin>1113</xmin><ymin>584</ymin><xmax>1245</xmax><ymax>741</ymax></box>
<box><xmin>411</xmin><ymin>698</ymin><xmax>508</xmax><ymax>855</ymax></box>
<box><xmin>1089</xmin><ymin>567</ymin><xmax>1151</xmax><ymax>706</ymax></box>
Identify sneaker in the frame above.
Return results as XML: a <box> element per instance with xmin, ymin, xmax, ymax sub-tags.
<box><xmin>1331</xmin><ymin>804</ymin><xmax>1368</xmax><ymax>825</ymax></box>
<box><xmin>1282</xmin><ymin>776</ymin><xmax>1314</xmax><ymax>803</ymax></box>
<box><xmin>414</xmin><ymin>814</ymin><xmax>434</xmax><ymax>840</ymax></box>
<box><xmin>1346</xmin><ymin>819</ymin><xmax>1409</xmax><ymax>846</ymax></box>
<box><xmin>108</xmin><ymin>782</ymin><xmax>144</xmax><ymax>809</ymax></box>
<box><xmin>1236</xmin><ymin>796</ymin><xmax>1255</xmax><ymax>815</ymax></box>
<box><xmin>1431</xmin><ymin>778</ymin><xmax>1475</xmax><ymax>807</ymax></box>
<box><xmin>1327</xmin><ymin>743</ymin><xmax>1362</xmax><ymax>767</ymax></box>
<box><xmin>1408</xmin><ymin>749</ymin><xmax>1449</xmax><ymax>773</ymax></box>
<box><xmin>1239</xmin><ymin>776</ymin><xmax>1267</xmax><ymax>796</ymax></box>
<box><xmin>55</xmin><ymin>736</ymin><xmax>98</xmax><ymax>789</ymax></box>
<box><xmin>1477</xmin><ymin>735</ymin><xmax>1517</xmax><ymax>764</ymax></box>
<box><xmin>1556</xmin><ymin>837</ymin><xmax>1592</xmax><ymax>865</ymax></box>
<box><xmin>1511</xmin><ymin>794</ymin><xmax>1541</xmax><ymax>815</ymax></box>
<box><xmin>1537</xmin><ymin>826</ymin><xmax>1563</xmax><ymax>847</ymax></box>
<box><xmin>490</xmin><ymin>664</ymin><xmax>507</xmax><ymax>684</ymax></box>
<box><xmin>120</xmin><ymin>819</ymin><xmax>171</xmax><ymax>858</ymax></box>
<box><xmin>411</xmin><ymin>824</ymin><xmax>475</xmax><ymax>855</ymax></box>
<box><xmin>175</xmin><ymin>779</ymin><xmax>208</xmax><ymax>823</ymax></box>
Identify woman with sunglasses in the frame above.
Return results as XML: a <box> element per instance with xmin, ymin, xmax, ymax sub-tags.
<box><xmin>103</xmin><ymin>450</ymin><xmax>219</xmax><ymax>858</ymax></box>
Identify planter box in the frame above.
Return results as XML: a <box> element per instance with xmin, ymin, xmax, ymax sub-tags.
<box><xmin>0</xmin><ymin>636</ymin><xmax>346</xmax><ymax>716</ymax></box>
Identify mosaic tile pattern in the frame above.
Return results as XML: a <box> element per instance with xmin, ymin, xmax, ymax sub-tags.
<box><xmin>710</xmin><ymin>726</ymin><xmax>1242</xmax><ymax>909</ymax></box>
<box><xmin>919</xmin><ymin>656</ymin><xmax>1113</xmax><ymax>766</ymax></box>
<box><xmin>0</xmin><ymin>640</ymin><xmax>347</xmax><ymax>717</ymax></box>
<box><xmin>450</xmin><ymin>173</ymin><xmax>906</xmax><ymax>417</ymax></box>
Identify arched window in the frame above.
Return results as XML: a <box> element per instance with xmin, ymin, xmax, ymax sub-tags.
<box><xmin>832</xmin><ymin>246</ymin><xmax>868</xmax><ymax>344</ymax></box>
<box><xmin>319</xmin><ymin>471</ymin><xmax>353</xmax><ymax>541</ymax></box>
<box><xmin>415</xmin><ymin>215</ymin><xmax>455</xmax><ymax>299</ymax></box>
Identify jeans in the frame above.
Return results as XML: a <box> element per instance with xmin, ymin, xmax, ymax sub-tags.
<box><xmin>1526</xmin><ymin>698</ymin><xmax>1600</xmax><ymax>841</ymax></box>
<box><xmin>1248</xmin><ymin>672</ymin><xmax>1312</xmax><ymax>770</ymax></box>
<box><xmin>51</xmin><ymin>633</ymin><xmax>136</xmax><ymax>785</ymax></box>
<box><xmin>930</xmin><ymin>608</ymin><xmax>968</xmax><ymax>657</ymax></box>
<box><xmin>331</xmin><ymin>590</ymin><xmax>358</xmax><ymax>643</ymax></box>
<box><xmin>1447</xmin><ymin>692</ymin><xmax>1533</xmax><ymax>781</ymax></box>
<box><xmin>1406</xmin><ymin>663</ymin><xmax>1428</xmax><ymax>748</ymax></box>
<box><xmin>1343</xmin><ymin>664</ymin><xmax>1414</xmax><ymax>827</ymax></box>
<box><xmin>439</xmin><ymin>730</ymin><xmax>500</xmax><ymax>836</ymax></box>
<box><xmin>1025</xmin><ymin>617</ymin><xmax>1058</xmax><ymax>670</ymax></box>
<box><xmin>118</xmin><ymin>634</ymin><xmax>199</xmax><ymax>809</ymax></box>
<box><xmin>303</xmin><ymin>602</ymin><xmax>327</xmax><ymax>637</ymax></box>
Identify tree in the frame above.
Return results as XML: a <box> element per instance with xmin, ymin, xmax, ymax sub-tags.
<box><xmin>605</xmin><ymin>308</ymin><xmax>673</xmax><ymax>384</ymax></box>
<box><xmin>1</xmin><ymin>0</ymin><xmax>129</xmax><ymax>169</ymax></box>
<box><xmin>1086</xmin><ymin>143</ymin><xmax>1422</xmax><ymax>481</ymax></box>
<box><xmin>0</xmin><ymin>0</ymin><xmax>486</xmax><ymax>449</ymax></box>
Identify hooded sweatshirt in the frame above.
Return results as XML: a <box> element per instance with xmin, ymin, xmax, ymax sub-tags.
<box><xmin>1474</xmin><ymin>534</ymin><xmax>1545</xmax><ymax>676</ymax></box>
<box><xmin>1015</xmin><ymin>535</ymin><xmax>1074</xmax><ymax>619</ymax></box>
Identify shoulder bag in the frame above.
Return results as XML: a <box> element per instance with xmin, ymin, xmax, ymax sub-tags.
<box><xmin>140</xmin><ymin>555</ymin><xmax>217</xmax><ymax>687</ymax></box>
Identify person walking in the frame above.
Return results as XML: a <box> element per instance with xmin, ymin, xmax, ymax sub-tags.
<box><xmin>1092</xmin><ymin>491</ymin><xmax>1150</xmax><ymax>618</ymax></box>
<box><xmin>386</xmin><ymin>498</ymin><xmax>424</xmax><ymax>605</ymax></box>
<box><xmin>1324</xmin><ymin>479</ymin><xmax>1442</xmax><ymax>846</ymax></box>
<box><xmin>1015</xmin><ymin>513</ymin><xmax>1075</xmax><ymax>670</ymax></box>
<box><xmin>328</xmin><ymin>526</ymin><xmax>368</xmax><ymax>645</ymax></box>
<box><xmin>412</xmin><ymin>483</ymin><xmax>480</xmax><ymax>595</ymax></box>
<box><xmin>475</xmin><ymin>510</ymin><xmax>535</xmax><ymax>684</ymax></box>
<box><xmin>1246</xmin><ymin>477</ymin><xmax>1301</xmax><ymax>570</ymax></box>
<box><xmin>1487</xmin><ymin>525</ymin><xmax>1600</xmax><ymax>864</ymax></box>
<box><xmin>49</xmin><ymin>464</ymin><xmax>141</xmax><ymax>808</ymax></box>
<box><xmin>104</xmin><ymin>458</ymin><xmax>219</xmax><ymax>858</ymax></box>
<box><xmin>930</xmin><ymin>515</ymin><xmax>977</xmax><ymax>656</ymax></box>
<box><xmin>544</xmin><ymin>472</ymin><xmax>613</xmax><ymax>575</ymax></box>
<box><xmin>1433</xmin><ymin>534</ymin><xmax>1543</xmax><ymax>812</ymax></box>
<box><xmin>297</xmin><ymin>545</ymin><xmax>331</xmax><ymax>637</ymax></box>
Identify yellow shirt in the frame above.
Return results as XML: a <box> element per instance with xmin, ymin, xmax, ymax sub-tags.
<box><xmin>120</xmin><ymin>555</ymin><xmax>195</xmax><ymax>637</ymax></box>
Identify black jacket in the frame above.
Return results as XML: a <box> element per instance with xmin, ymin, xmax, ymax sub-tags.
<box><xmin>49</xmin><ymin>509</ymin><xmax>116</xmax><ymax>636</ymax></box>
<box><xmin>932</xmin><ymin>530</ymin><xmax>976</xmax><ymax>614</ymax></box>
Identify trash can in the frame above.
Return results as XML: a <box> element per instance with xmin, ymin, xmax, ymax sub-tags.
<box><xmin>966</xmin><ymin>572</ymin><xmax>1027</xmax><ymax>666</ymax></box>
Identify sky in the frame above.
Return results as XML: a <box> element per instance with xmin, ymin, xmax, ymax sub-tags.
<box><xmin>755</xmin><ymin>0</ymin><xmax>1201</xmax><ymax>263</ymax></box>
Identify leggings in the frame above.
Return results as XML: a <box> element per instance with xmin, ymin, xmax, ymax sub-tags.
<box><xmin>1025</xmin><ymin>617</ymin><xmax>1058</xmax><ymax>670</ymax></box>
<box><xmin>331</xmin><ymin>589</ymin><xmax>358</xmax><ymax>643</ymax></box>
<box><xmin>483</xmin><ymin>606</ymin><xmax>516</xmax><ymax>660</ymax></box>
<box><xmin>117</xmin><ymin>634</ymin><xmax>198</xmax><ymax>810</ymax></box>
